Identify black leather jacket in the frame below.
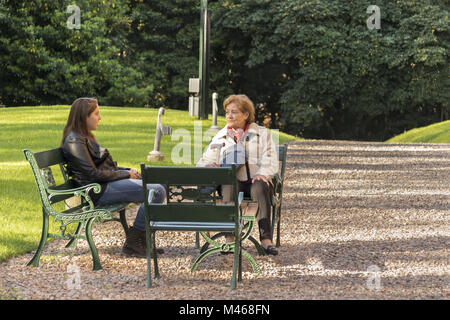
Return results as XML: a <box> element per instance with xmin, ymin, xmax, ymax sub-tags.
<box><xmin>62</xmin><ymin>131</ymin><xmax>130</xmax><ymax>202</ymax></box>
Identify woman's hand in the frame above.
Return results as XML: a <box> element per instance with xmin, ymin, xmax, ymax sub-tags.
<box><xmin>205</xmin><ymin>162</ymin><xmax>220</xmax><ymax>167</ymax></box>
<box><xmin>252</xmin><ymin>174</ymin><xmax>270</xmax><ymax>186</ymax></box>
<box><xmin>128</xmin><ymin>169</ymin><xmax>141</xmax><ymax>179</ymax></box>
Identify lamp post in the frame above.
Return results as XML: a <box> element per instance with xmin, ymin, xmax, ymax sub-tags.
<box><xmin>198</xmin><ymin>0</ymin><xmax>210</xmax><ymax>120</ymax></box>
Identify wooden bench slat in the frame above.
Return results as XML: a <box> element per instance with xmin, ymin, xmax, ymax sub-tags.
<box><xmin>240</xmin><ymin>202</ymin><xmax>259</xmax><ymax>216</ymax></box>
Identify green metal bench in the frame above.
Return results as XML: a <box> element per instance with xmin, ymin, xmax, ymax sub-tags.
<box><xmin>140</xmin><ymin>164</ymin><xmax>261</xmax><ymax>289</ymax></box>
<box><xmin>194</xmin><ymin>142</ymin><xmax>289</xmax><ymax>250</ymax></box>
<box><xmin>23</xmin><ymin>148</ymin><xmax>130</xmax><ymax>270</ymax></box>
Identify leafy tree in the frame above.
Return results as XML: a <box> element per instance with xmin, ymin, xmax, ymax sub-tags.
<box><xmin>0</xmin><ymin>0</ymin><xmax>447</xmax><ymax>141</ymax></box>
<box><xmin>212</xmin><ymin>0</ymin><xmax>449</xmax><ymax>140</ymax></box>
<box><xmin>127</xmin><ymin>0</ymin><xmax>200</xmax><ymax>109</ymax></box>
<box><xmin>0</xmin><ymin>0</ymin><xmax>147</xmax><ymax>106</ymax></box>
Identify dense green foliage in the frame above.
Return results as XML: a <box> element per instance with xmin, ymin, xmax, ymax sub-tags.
<box><xmin>212</xmin><ymin>0</ymin><xmax>449</xmax><ymax>140</ymax></box>
<box><xmin>0</xmin><ymin>1</ymin><xmax>134</xmax><ymax>105</ymax></box>
<box><xmin>127</xmin><ymin>0</ymin><xmax>200</xmax><ymax>108</ymax></box>
<box><xmin>0</xmin><ymin>0</ymin><xmax>448</xmax><ymax>140</ymax></box>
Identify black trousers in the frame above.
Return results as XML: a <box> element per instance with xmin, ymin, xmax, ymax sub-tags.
<box><xmin>221</xmin><ymin>180</ymin><xmax>273</xmax><ymax>241</ymax></box>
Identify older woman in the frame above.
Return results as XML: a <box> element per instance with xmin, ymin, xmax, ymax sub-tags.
<box><xmin>197</xmin><ymin>94</ymin><xmax>279</xmax><ymax>255</ymax></box>
<box><xmin>61</xmin><ymin>97</ymin><xmax>166</xmax><ymax>258</ymax></box>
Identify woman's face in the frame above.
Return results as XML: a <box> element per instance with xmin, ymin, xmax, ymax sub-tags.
<box><xmin>86</xmin><ymin>105</ymin><xmax>101</xmax><ymax>132</ymax></box>
<box><xmin>225</xmin><ymin>102</ymin><xmax>248</xmax><ymax>129</ymax></box>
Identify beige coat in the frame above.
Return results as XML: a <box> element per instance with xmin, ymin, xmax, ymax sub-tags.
<box><xmin>196</xmin><ymin>123</ymin><xmax>279</xmax><ymax>182</ymax></box>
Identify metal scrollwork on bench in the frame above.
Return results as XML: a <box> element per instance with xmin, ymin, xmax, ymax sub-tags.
<box><xmin>168</xmin><ymin>185</ymin><xmax>218</xmax><ymax>203</ymax></box>
<box><xmin>40</xmin><ymin>167</ymin><xmax>56</xmax><ymax>187</ymax></box>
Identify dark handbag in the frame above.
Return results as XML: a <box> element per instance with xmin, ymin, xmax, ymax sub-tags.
<box><xmin>220</xmin><ymin>142</ymin><xmax>246</xmax><ymax>170</ymax></box>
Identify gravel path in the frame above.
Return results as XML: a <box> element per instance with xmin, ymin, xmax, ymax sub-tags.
<box><xmin>1</xmin><ymin>140</ymin><xmax>449</xmax><ymax>300</ymax></box>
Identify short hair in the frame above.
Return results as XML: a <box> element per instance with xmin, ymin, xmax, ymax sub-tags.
<box><xmin>223</xmin><ymin>94</ymin><xmax>255</xmax><ymax>124</ymax></box>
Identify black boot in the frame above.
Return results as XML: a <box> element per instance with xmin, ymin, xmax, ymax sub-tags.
<box><xmin>122</xmin><ymin>227</ymin><xmax>147</xmax><ymax>257</ymax></box>
<box><xmin>122</xmin><ymin>227</ymin><xmax>164</xmax><ymax>258</ymax></box>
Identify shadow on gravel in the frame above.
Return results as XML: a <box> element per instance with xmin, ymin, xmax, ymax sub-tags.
<box><xmin>281</xmin><ymin>193</ymin><xmax>450</xmax><ymax>211</ymax></box>
<box><xmin>271</xmin><ymin>236</ymin><xmax>449</xmax><ymax>273</ymax></box>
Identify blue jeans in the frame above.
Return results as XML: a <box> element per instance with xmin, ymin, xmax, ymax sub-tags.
<box><xmin>97</xmin><ymin>179</ymin><xmax>166</xmax><ymax>231</ymax></box>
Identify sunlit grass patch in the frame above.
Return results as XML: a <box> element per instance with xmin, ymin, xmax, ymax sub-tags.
<box><xmin>386</xmin><ymin>120</ymin><xmax>450</xmax><ymax>144</ymax></box>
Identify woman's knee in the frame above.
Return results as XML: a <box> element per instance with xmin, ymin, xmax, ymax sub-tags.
<box><xmin>250</xmin><ymin>180</ymin><xmax>270</xmax><ymax>199</ymax></box>
<box><xmin>221</xmin><ymin>185</ymin><xmax>233</xmax><ymax>201</ymax></box>
<box><xmin>148</xmin><ymin>184</ymin><xmax>166</xmax><ymax>203</ymax></box>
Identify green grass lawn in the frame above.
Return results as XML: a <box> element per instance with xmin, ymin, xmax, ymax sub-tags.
<box><xmin>0</xmin><ymin>105</ymin><xmax>297</xmax><ymax>262</ymax></box>
<box><xmin>386</xmin><ymin>120</ymin><xmax>450</xmax><ymax>143</ymax></box>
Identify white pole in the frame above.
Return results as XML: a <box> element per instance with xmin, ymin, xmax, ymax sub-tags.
<box><xmin>148</xmin><ymin>107</ymin><xmax>167</xmax><ymax>161</ymax></box>
<box><xmin>210</xmin><ymin>92</ymin><xmax>220</xmax><ymax>130</ymax></box>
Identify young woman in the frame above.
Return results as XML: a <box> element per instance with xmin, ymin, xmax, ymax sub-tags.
<box><xmin>196</xmin><ymin>94</ymin><xmax>280</xmax><ymax>255</ymax></box>
<box><xmin>61</xmin><ymin>97</ymin><xmax>166</xmax><ymax>257</ymax></box>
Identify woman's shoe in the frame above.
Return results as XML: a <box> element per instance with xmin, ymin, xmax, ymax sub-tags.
<box><xmin>123</xmin><ymin>227</ymin><xmax>164</xmax><ymax>258</ymax></box>
<box><xmin>263</xmin><ymin>245</ymin><xmax>278</xmax><ymax>256</ymax></box>
<box><xmin>122</xmin><ymin>227</ymin><xmax>147</xmax><ymax>257</ymax></box>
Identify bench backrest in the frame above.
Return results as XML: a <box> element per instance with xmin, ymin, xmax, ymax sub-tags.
<box><xmin>277</xmin><ymin>143</ymin><xmax>288</xmax><ymax>181</ymax></box>
<box><xmin>140</xmin><ymin>164</ymin><xmax>240</xmax><ymax>227</ymax></box>
<box><xmin>23</xmin><ymin>148</ymin><xmax>76</xmax><ymax>207</ymax></box>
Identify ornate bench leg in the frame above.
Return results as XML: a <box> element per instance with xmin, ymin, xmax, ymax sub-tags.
<box><xmin>200</xmin><ymin>232</ymin><xmax>266</xmax><ymax>256</ymax></box>
<box><xmin>271</xmin><ymin>199</ymin><xmax>282</xmax><ymax>248</ymax></box>
<box><xmin>151</xmin><ymin>231</ymin><xmax>160</xmax><ymax>279</ymax></box>
<box><xmin>194</xmin><ymin>244</ymin><xmax>260</xmax><ymax>275</ymax></box>
<box><xmin>191</xmin><ymin>247</ymin><xmax>222</xmax><ymax>272</ymax></box>
<box><xmin>195</xmin><ymin>231</ymin><xmax>200</xmax><ymax>249</ymax></box>
<box><xmin>145</xmin><ymin>215</ymin><xmax>152</xmax><ymax>288</ymax></box>
<box><xmin>65</xmin><ymin>222</ymin><xmax>83</xmax><ymax>248</ymax></box>
<box><xmin>145</xmin><ymin>230</ymin><xmax>159</xmax><ymax>287</ymax></box>
<box><xmin>238</xmin><ymin>240</ymin><xmax>243</xmax><ymax>282</ymax></box>
<box><xmin>27</xmin><ymin>210</ymin><xmax>49</xmax><ymax>267</ymax></box>
<box><xmin>231</xmin><ymin>239</ymin><xmax>240</xmax><ymax>289</ymax></box>
<box><xmin>275</xmin><ymin>204</ymin><xmax>282</xmax><ymax>247</ymax></box>
<box><xmin>199</xmin><ymin>232</ymin><xmax>226</xmax><ymax>254</ymax></box>
<box><xmin>241</xmin><ymin>249</ymin><xmax>261</xmax><ymax>274</ymax></box>
<box><xmin>271</xmin><ymin>202</ymin><xmax>276</xmax><ymax>239</ymax></box>
<box><xmin>85</xmin><ymin>217</ymin><xmax>102</xmax><ymax>270</ymax></box>
<box><xmin>119</xmin><ymin>209</ymin><xmax>129</xmax><ymax>236</ymax></box>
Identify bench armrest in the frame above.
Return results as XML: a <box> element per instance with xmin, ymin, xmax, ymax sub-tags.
<box><xmin>237</xmin><ymin>191</ymin><xmax>244</xmax><ymax>206</ymax></box>
<box><xmin>47</xmin><ymin>183</ymin><xmax>102</xmax><ymax>210</ymax></box>
<box><xmin>47</xmin><ymin>182</ymin><xmax>102</xmax><ymax>195</ymax></box>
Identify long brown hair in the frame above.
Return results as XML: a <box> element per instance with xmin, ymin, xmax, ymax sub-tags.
<box><xmin>61</xmin><ymin>97</ymin><xmax>98</xmax><ymax>146</ymax></box>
